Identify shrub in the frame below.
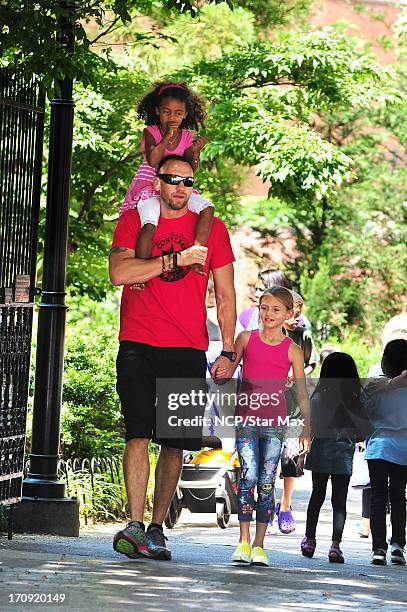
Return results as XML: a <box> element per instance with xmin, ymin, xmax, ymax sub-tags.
<box><xmin>322</xmin><ymin>331</ymin><xmax>382</xmax><ymax>378</ymax></box>
<box><xmin>62</xmin><ymin>449</ymin><xmax>159</xmax><ymax>523</ymax></box>
<box><xmin>61</xmin><ymin>319</ymin><xmax>124</xmax><ymax>458</ymax></box>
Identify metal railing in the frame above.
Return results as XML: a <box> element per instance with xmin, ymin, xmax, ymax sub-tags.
<box><xmin>38</xmin><ymin>456</ymin><xmax>126</xmax><ymax>523</ymax></box>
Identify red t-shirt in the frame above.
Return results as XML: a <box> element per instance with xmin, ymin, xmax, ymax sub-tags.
<box><xmin>111</xmin><ymin>210</ymin><xmax>235</xmax><ymax>350</ymax></box>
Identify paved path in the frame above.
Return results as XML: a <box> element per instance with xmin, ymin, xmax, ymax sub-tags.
<box><xmin>0</xmin><ymin>474</ymin><xmax>406</xmax><ymax>611</ymax></box>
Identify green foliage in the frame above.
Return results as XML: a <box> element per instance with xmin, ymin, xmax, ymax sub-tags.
<box><xmin>4</xmin><ymin>1</ymin><xmax>405</xmax><ymax>340</ymax></box>
<box><xmin>172</xmin><ymin>30</ymin><xmax>402</xmax><ymax>202</ymax></box>
<box><xmin>300</xmin><ymin>256</ymin><xmax>363</xmax><ymax>332</ymax></box>
<box><xmin>65</xmin><ymin>66</ymin><xmax>149</xmax><ymax>298</ymax></box>
<box><xmin>61</xmin><ymin>318</ymin><xmax>124</xmax><ymax>458</ymax></box>
<box><xmin>63</xmin><ymin>449</ymin><xmax>159</xmax><ymax>522</ymax></box>
<box><xmin>61</xmin><ymin>24</ymin><xmax>403</xmax><ymax>298</ymax></box>
<box><xmin>66</xmin><ymin>466</ymin><xmax>127</xmax><ymax>522</ymax></box>
<box><xmin>0</xmin><ymin>0</ymin><xmax>231</xmax><ymax>89</ymax></box>
<box><xmin>394</xmin><ymin>1</ymin><xmax>407</xmax><ymax>40</ymax></box>
<box><xmin>324</xmin><ymin>332</ymin><xmax>383</xmax><ymax>379</ymax></box>
<box><xmin>234</xmin><ymin>0</ymin><xmax>311</xmax><ymax>28</ymax></box>
<box><xmin>136</xmin><ymin>3</ymin><xmax>257</xmax><ymax>75</ymax></box>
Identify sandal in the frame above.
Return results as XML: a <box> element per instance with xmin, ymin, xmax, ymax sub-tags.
<box><xmin>301</xmin><ymin>536</ymin><xmax>316</xmax><ymax>558</ymax></box>
<box><xmin>328</xmin><ymin>545</ymin><xmax>344</xmax><ymax>563</ymax></box>
<box><xmin>278</xmin><ymin>506</ymin><xmax>295</xmax><ymax>534</ymax></box>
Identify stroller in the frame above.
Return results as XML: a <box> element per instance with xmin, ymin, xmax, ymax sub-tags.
<box><xmin>165</xmin><ymin>446</ymin><xmax>239</xmax><ymax>529</ymax></box>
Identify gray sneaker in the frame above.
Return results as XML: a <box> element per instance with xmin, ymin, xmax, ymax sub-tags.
<box><xmin>146</xmin><ymin>526</ymin><xmax>172</xmax><ymax>560</ymax></box>
<box><xmin>113</xmin><ymin>521</ymin><xmax>151</xmax><ymax>558</ymax></box>
<box><xmin>371</xmin><ymin>549</ymin><xmax>387</xmax><ymax>565</ymax></box>
<box><xmin>391</xmin><ymin>545</ymin><xmax>406</xmax><ymax>566</ymax></box>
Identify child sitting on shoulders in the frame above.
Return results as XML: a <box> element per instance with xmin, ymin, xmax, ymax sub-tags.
<box><xmin>121</xmin><ymin>82</ymin><xmax>214</xmax><ymax>275</ymax></box>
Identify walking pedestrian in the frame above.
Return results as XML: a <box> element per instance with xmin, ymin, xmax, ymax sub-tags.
<box><xmin>365</xmin><ymin>339</ymin><xmax>407</xmax><ymax>566</ymax></box>
<box><xmin>109</xmin><ymin>155</ymin><xmax>236</xmax><ymax>561</ymax></box>
<box><xmin>301</xmin><ymin>352</ymin><xmax>364</xmax><ymax>563</ymax></box>
<box><xmin>226</xmin><ymin>287</ymin><xmax>310</xmax><ymax>566</ymax></box>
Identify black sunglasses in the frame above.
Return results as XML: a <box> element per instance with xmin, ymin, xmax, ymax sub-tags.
<box><xmin>157</xmin><ymin>173</ymin><xmax>194</xmax><ymax>187</ymax></box>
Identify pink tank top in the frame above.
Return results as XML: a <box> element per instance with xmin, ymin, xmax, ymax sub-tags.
<box><xmin>238</xmin><ymin>330</ymin><xmax>292</xmax><ymax>421</ymax></box>
<box><xmin>134</xmin><ymin>125</ymin><xmax>193</xmax><ymax>187</ymax></box>
<box><xmin>242</xmin><ymin>330</ymin><xmax>292</xmax><ymax>380</ymax></box>
<box><xmin>120</xmin><ymin>125</ymin><xmax>193</xmax><ymax>213</ymax></box>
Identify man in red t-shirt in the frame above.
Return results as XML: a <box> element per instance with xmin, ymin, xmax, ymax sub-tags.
<box><xmin>110</xmin><ymin>155</ymin><xmax>236</xmax><ymax>561</ymax></box>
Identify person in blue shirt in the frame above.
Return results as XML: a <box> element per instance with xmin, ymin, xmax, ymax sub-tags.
<box><xmin>364</xmin><ymin>339</ymin><xmax>407</xmax><ymax>566</ymax></box>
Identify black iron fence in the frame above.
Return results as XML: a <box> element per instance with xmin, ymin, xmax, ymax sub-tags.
<box><xmin>19</xmin><ymin>456</ymin><xmax>127</xmax><ymax>524</ymax></box>
<box><xmin>0</xmin><ymin>68</ymin><xmax>45</xmax><ymax>508</ymax></box>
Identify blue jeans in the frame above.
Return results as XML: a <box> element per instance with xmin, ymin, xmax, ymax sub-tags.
<box><xmin>236</xmin><ymin>426</ymin><xmax>283</xmax><ymax>524</ymax></box>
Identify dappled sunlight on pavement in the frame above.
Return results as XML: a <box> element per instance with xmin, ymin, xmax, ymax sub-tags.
<box><xmin>0</xmin><ymin>477</ymin><xmax>405</xmax><ymax>610</ymax></box>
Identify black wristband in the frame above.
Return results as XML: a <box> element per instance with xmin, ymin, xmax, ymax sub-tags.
<box><xmin>173</xmin><ymin>251</ymin><xmax>178</xmax><ymax>269</ymax></box>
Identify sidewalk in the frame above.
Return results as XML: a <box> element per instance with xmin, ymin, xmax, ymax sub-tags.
<box><xmin>1</xmin><ymin>474</ymin><xmax>406</xmax><ymax>611</ymax></box>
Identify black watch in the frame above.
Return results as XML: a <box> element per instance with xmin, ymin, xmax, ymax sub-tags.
<box><xmin>220</xmin><ymin>350</ymin><xmax>237</xmax><ymax>362</ymax></box>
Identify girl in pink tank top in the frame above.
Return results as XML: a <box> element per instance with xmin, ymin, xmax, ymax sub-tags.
<box><xmin>227</xmin><ymin>286</ymin><xmax>310</xmax><ymax>566</ymax></box>
<box><xmin>119</xmin><ymin>82</ymin><xmax>214</xmax><ymax>267</ymax></box>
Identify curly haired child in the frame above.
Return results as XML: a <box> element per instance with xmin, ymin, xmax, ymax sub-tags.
<box><xmin>120</xmin><ymin>82</ymin><xmax>214</xmax><ymax>272</ymax></box>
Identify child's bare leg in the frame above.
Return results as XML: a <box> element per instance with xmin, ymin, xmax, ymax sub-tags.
<box><xmin>135</xmin><ymin>223</ymin><xmax>155</xmax><ymax>259</ymax></box>
<box><xmin>129</xmin><ymin>197</ymin><xmax>160</xmax><ymax>289</ymax></box>
<box><xmin>281</xmin><ymin>476</ymin><xmax>296</xmax><ymax>511</ymax></box>
<box><xmin>239</xmin><ymin>521</ymin><xmax>251</xmax><ymax>544</ymax></box>
<box><xmin>253</xmin><ymin>522</ymin><xmax>268</xmax><ymax>548</ymax></box>
<box><xmin>189</xmin><ymin>198</ymin><xmax>214</xmax><ymax>274</ymax></box>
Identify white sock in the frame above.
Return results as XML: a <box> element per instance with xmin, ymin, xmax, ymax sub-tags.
<box><xmin>137</xmin><ymin>196</ymin><xmax>160</xmax><ymax>227</ymax></box>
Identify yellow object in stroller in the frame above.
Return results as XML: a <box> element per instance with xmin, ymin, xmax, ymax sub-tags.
<box><xmin>165</xmin><ymin>446</ymin><xmax>239</xmax><ymax>529</ymax></box>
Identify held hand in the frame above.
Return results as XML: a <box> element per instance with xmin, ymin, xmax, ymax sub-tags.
<box><xmin>178</xmin><ymin>245</ymin><xmax>208</xmax><ymax>268</ymax></box>
<box><xmin>211</xmin><ymin>356</ymin><xmax>233</xmax><ymax>383</ymax></box>
<box><xmin>191</xmin><ymin>263</ymin><xmax>207</xmax><ymax>276</ymax></box>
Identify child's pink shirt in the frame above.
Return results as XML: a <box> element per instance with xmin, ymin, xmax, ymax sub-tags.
<box><xmin>120</xmin><ymin>125</ymin><xmax>193</xmax><ymax>215</ymax></box>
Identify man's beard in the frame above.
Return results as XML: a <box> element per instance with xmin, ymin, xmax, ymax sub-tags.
<box><xmin>164</xmin><ymin>194</ymin><xmax>189</xmax><ymax>210</ymax></box>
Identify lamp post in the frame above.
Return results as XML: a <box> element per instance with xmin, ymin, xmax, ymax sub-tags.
<box><xmin>15</xmin><ymin>2</ymin><xmax>79</xmax><ymax>536</ymax></box>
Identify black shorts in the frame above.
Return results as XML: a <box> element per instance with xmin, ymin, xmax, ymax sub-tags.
<box><xmin>116</xmin><ymin>340</ymin><xmax>207</xmax><ymax>450</ymax></box>
<box><xmin>280</xmin><ymin>454</ymin><xmax>301</xmax><ymax>478</ymax></box>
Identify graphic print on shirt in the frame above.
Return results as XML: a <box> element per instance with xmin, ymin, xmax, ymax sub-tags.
<box><xmin>154</xmin><ymin>231</ymin><xmax>191</xmax><ymax>282</ymax></box>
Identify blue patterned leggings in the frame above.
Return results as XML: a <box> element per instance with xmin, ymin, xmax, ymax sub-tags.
<box><xmin>236</xmin><ymin>426</ymin><xmax>283</xmax><ymax>524</ymax></box>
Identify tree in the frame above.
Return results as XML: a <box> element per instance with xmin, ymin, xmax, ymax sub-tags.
<box><xmin>0</xmin><ymin>0</ymin><xmax>229</xmax><ymax>89</ymax></box>
<box><xmin>2</xmin><ymin>3</ymin><xmax>403</xmax><ymax>307</ymax></box>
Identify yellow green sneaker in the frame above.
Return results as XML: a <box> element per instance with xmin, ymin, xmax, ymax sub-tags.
<box><xmin>232</xmin><ymin>542</ymin><xmax>252</xmax><ymax>563</ymax></box>
<box><xmin>251</xmin><ymin>546</ymin><xmax>270</xmax><ymax>566</ymax></box>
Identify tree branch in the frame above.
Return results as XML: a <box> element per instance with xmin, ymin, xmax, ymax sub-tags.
<box><xmin>237</xmin><ymin>80</ymin><xmax>300</xmax><ymax>90</ymax></box>
<box><xmin>89</xmin><ymin>16</ymin><xmax>121</xmax><ymax>45</ymax></box>
<box><xmin>78</xmin><ymin>151</ymin><xmax>139</xmax><ymax>221</ymax></box>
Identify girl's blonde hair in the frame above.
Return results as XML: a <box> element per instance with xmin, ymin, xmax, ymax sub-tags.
<box><xmin>259</xmin><ymin>286</ymin><xmax>294</xmax><ymax>311</ymax></box>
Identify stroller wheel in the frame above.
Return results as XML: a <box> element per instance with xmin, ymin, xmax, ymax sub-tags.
<box><xmin>216</xmin><ymin>500</ymin><xmax>230</xmax><ymax>529</ymax></box>
<box><xmin>165</xmin><ymin>495</ymin><xmax>183</xmax><ymax>529</ymax></box>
